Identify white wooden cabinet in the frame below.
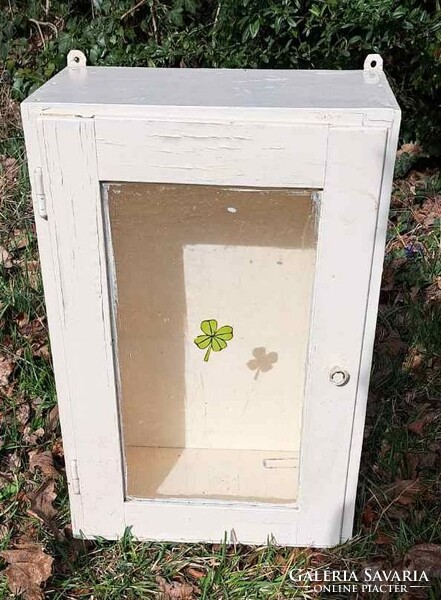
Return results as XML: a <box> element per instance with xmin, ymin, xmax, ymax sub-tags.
<box><xmin>21</xmin><ymin>52</ymin><xmax>400</xmax><ymax>547</ymax></box>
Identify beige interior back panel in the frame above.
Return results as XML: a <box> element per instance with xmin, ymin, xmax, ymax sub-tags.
<box><xmin>105</xmin><ymin>183</ymin><xmax>318</xmax><ymax>502</ymax></box>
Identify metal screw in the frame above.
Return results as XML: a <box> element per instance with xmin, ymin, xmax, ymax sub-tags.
<box><xmin>330</xmin><ymin>367</ymin><xmax>350</xmax><ymax>387</ymax></box>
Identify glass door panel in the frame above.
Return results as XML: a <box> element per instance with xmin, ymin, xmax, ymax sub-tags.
<box><xmin>104</xmin><ymin>183</ymin><xmax>319</xmax><ymax>503</ymax></box>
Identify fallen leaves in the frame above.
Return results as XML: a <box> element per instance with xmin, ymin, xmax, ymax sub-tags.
<box><xmin>22</xmin><ymin>426</ymin><xmax>45</xmax><ymax>445</ymax></box>
<box><xmin>377</xmin><ymin>329</ymin><xmax>408</xmax><ymax>356</ymax></box>
<box><xmin>396</xmin><ymin>142</ymin><xmax>423</xmax><ymax>159</ymax></box>
<box><xmin>361</xmin><ymin>503</ymin><xmax>377</xmax><ymax>528</ymax></box>
<box><xmin>408</xmin><ymin>410</ymin><xmax>438</xmax><ymax>436</ymax></box>
<box><xmin>0</xmin><ymin>354</ymin><xmax>15</xmax><ymax>387</ymax></box>
<box><xmin>187</xmin><ymin>567</ymin><xmax>205</xmax><ymax>580</ymax></box>
<box><xmin>374</xmin><ymin>532</ymin><xmax>394</xmax><ymax>545</ymax></box>
<box><xmin>46</xmin><ymin>405</ymin><xmax>59</xmax><ymax>434</ymax></box>
<box><xmin>0</xmin><ymin>523</ymin><xmax>9</xmax><ymax>541</ymax></box>
<box><xmin>0</xmin><ymin>540</ymin><xmax>53</xmax><ymax>600</ymax></box>
<box><xmin>14</xmin><ymin>258</ymin><xmax>41</xmax><ymax>290</ymax></box>
<box><xmin>383</xmin><ymin>479</ymin><xmax>425</xmax><ymax>506</ymax></box>
<box><xmin>16</xmin><ymin>400</ymin><xmax>31</xmax><ymax>428</ymax></box>
<box><xmin>29</xmin><ymin>450</ymin><xmax>60</xmax><ymax>479</ymax></box>
<box><xmin>406</xmin><ymin>451</ymin><xmax>437</xmax><ymax>479</ymax></box>
<box><xmin>424</xmin><ymin>275</ymin><xmax>441</xmax><ymax>304</ymax></box>
<box><xmin>404</xmin><ymin>544</ymin><xmax>441</xmax><ymax>577</ymax></box>
<box><xmin>12</xmin><ymin>229</ymin><xmax>30</xmax><ymax>250</ymax></box>
<box><xmin>403</xmin><ymin>347</ymin><xmax>425</xmax><ymax>373</ymax></box>
<box><xmin>157</xmin><ymin>576</ymin><xmax>196</xmax><ymax>599</ymax></box>
<box><xmin>20</xmin><ymin>317</ymin><xmax>50</xmax><ymax>362</ymax></box>
<box><xmin>0</xmin><ymin>155</ymin><xmax>19</xmax><ymax>188</ymax></box>
<box><xmin>413</xmin><ymin>196</ymin><xmax>441</xmax><ymax>230</ymax></box>
<box><xmin>28</xmin><ymin>479</ymin><xmax>57</xmax><ymax>522</ymax></box>
<box><xmin>0</xmin><ymin>244</ymin><xmax>14</xmax><ymax>268</ymax></box>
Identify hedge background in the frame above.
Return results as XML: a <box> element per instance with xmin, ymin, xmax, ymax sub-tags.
<box><xmin>1</xmin><ymin>0</ymin><xmax>440</xmax><ymax>155</ymax></box>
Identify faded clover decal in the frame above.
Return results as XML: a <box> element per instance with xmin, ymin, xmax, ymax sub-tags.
<box><xmin>247</xmin><ymin>347</ymin><xmax>278</xmax><ymax>380</ymax></box>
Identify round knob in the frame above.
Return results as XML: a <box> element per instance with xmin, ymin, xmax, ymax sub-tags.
<box><xmin>330</xmin><ymin>367</ymin><xmax>350</xmax><ymax>387</ymax></box>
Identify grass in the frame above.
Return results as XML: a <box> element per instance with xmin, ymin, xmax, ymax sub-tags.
<box><xmin>0</xmin><ymin>80</ymin><xmax>440</xmax><ymax>599</ymax></box>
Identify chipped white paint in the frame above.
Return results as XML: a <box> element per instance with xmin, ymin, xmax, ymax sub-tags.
<box><xmin>95</xmin><ymin>119</ymin><xmax>327</xmax><ymax>187</ymax></box>
<box><xmin>21</xmin><ymin>58</ymin><xmax>400</xmax><ymax>546</ymax></box>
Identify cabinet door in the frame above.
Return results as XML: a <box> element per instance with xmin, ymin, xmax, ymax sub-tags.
<box><xmin>29</xmin><ymin>113</ymin><xmax>388</xmax><ymax>546</ymax></box>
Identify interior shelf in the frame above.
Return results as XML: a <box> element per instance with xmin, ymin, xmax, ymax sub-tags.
<box><xmin>126</xmin><ymin>447</ymin><xmax>299</xmax><ymax>503</ymax></box>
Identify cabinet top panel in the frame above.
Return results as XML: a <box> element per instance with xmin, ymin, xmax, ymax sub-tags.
<box><xmin>23</xmin><ymin>66</ymin><xmax>399</xmax><ymax>115</ymax></box>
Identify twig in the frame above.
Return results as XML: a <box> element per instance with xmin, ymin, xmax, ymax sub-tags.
<box><xmin>120</xmin><ymin>0</ymin><xmax>147</xmax><ymax>20</ymax></box>
<box><xmin>28</xmin><ymin>18</ymin><xmax>58</xmax><ymax>49</ymax></box>
<box><xmin>214</xmin><ymin>1</ymin><xmax>222</xmax><ymax>26</ymax></box>
<box><xmin>373</xmin><ymin>480</ymin><xmax>422</xmax><ymax>534</ymax></box>
<box><xmin>28</xmin><ymin>18</ymin><xmax>45</xmax><ymax>48</ymax></box>
<box><xmin>151</xmin><ymin>0</ymin><xmax>159</xmax><ymax>44</ymax></box>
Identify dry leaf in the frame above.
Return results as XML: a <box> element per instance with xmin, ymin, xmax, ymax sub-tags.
<box><xmin>408</xmin><ymin>411</ymin><xmax>438</xmax><ymax>436</ymax></box>
<box><xmin>16</xmin><ymin>401</ymin><xmax>31</xmax><ymax>427</ymax></box>
<box><xmin>15</xmin><ymin>311</ymin><xmax>30</xmax><ymax>329</ymax></box>
<box><xmin>157</xmin><ymin>576</ymin><xmax>195</xmax><ymax>599</ymax></box>
<box><xmin>7</xmin><ymin>452</ymin><xmax>21</xmax><ymax>471</ymax></box>
<box><xmin>0</xmin><ymin>245</ymin><xmax>13</xmax><ymax>268</ymax></box>
<box><xmin>380</xmin><ymin>330</ymin><xmax>408</xmax><ymax>355</ymax></box>
<box><xmin>28</xmin><ymin>479</ymin><xmax>58</xmax><ymax>522</ymax></box>
<box><xmin>415</xmin><ymin>453</ymin><xmax>437</xmax><ymax>469</ymax></box>
<box><xmin>383</xmin><ymin>479</ymin><xmax>425</xmax><ymax>506</ymax></box>
<box><xmin>396</xmin><ymin>142</ymin><xmax>422</xmax><ymax>157</ymax></box>
<box><xmin>425</xmin><ymin>276</ymin><xmax>441</xmax><ymax>304</ymax></box>
<box><xmin>403</xmin><ymin>347</ymin><xmax>425</xmax><ymax>372</ymax></box>
<box><xmin>187</xmin><ymin>567</ymin><xmax>205</xmax><ymax>580</ymax></box>
<box><xmin>406</xmin><ymin>451</ymin><xmax>437</xmax><ymax>478</ymax></box>
<box><xmin>13</xmin><ymin>229</ymin><xmax>30</xmax><ymax>249</ymax></box>
<box><xmin>0</xmin><ymin>156</ymin><xmax>19</xmax><ymax>185</ymax></box>
<box><xmin>18</xmin><ymin>317</ymin><xmax>45</xmax><ymax>340</ymax></box>
<box><xmin>19</xmin><ymin>260</ymin><xmax>41</xmax><ymax>289</ymax></box>
<box><xmin>404</xmin><ymin>543</ymin><xmax>441</xmax><ymax>577</ymax></box>
<box><xmin>0</xmin><ymin>539</ymin><xmax>53</xmax><ymax>600</ymax></box>
<box><xmin>387</xmin><ymin>504</ymin><xmax>410</xmax><ymax>521</ymax></box>
<box><xmin>33</xmin><ymin>344</ymin><xmax>50</xmax><ymax>361</ymax></box>
<box><xmin>413</xmin><ymin>197</ymin><xmax>441</xmax><ymax>229</ymax></box>
<box><xmin>0</xmin><ymin>523</ymin><xmax>9</xmax><ymax>541</ymax></box>
<box><xmin>362</xmin><ymin>503</ymin><xmax>377</xmax><ymax>527</ymax></box>
<box><xmin>0</xmin><ymin>354</ymin><xmax>15</xmax><ymax>387</ymax></box>
<box><xmin>375</xmin><ymin>532</ymin><xmax>394</xmax><ymax>545</ymax></box>
<box><xmin>46</xmin><ymin>405</ymin><xmax>59</xmax><ymax>433</ymax></box>
<box><xmin>51</xmin><ymin>438</ymin><xmax>64</xmax><ymax>458</ymax></box>
<box><xmin>405</xmin><ymin>453</ymin><xmax>420</xmax><ymax>480</ymax></box>
<box><xmin>23</xmin><ymin>426</ymin><xmax>45</xmax><ymax>445</ymax></box>
<box><xmin>29</xmin><ymin>450</ymin><xmax>60</xmax><ymax>479</ymax></box>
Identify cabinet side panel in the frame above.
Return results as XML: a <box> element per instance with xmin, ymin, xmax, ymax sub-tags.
<box><xmin>39</xmin><ymin>116</ymin><xmax>125</xmax><ymax>537</ymax></box>
<box><xmin>21</xmin><ymin>105</ymin><xmax>85</xmax><ymax>532</ymax></box>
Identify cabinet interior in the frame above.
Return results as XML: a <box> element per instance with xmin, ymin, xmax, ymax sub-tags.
<box><xmin>104</xmin><ymin>183</ymin><xmax>318</xmax><ymax>503</ymax></box>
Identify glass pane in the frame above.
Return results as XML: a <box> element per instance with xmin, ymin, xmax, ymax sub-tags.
<box><xmin>104</xmin><ymin>183</ymin><xmax>318</xmax><ymax>503</ymax></box>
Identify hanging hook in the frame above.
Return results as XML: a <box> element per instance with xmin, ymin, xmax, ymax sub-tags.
<box><xmin>67</xmin><ymin>49</ymin><xmax>87</xmax><ymax>68</ymax></box>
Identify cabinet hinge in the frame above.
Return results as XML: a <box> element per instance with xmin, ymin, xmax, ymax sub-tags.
<box><xmin>71</xmin><ymin>459</ymin><xmax>81</xmax><ymax>495</ymax></box>
<box><xmin>34</xmin><ymin>167</ymin><xmax>47</xmax><ymax>219</ymax></box>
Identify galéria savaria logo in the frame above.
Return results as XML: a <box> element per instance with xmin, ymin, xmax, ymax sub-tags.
<box><xmin>289</xmin><ymin>567</ymin><xmax>430</xmax><ymax>594</ymax></box>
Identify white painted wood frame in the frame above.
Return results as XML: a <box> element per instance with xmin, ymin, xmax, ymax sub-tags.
<box><xmin>21</xmin><ymin>59</ymin><xmax>400</xmax><ymax>547</ymax></box>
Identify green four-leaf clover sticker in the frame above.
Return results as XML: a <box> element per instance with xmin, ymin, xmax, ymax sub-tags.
<box><xmin>194</xmin><ymin>319</ymin><xmax>234</xmax><ymax>362</ymax></box>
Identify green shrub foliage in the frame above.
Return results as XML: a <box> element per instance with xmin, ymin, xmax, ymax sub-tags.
<box><xmin>1</xmin><ymin>0</ymin><xmax>440</xmax><ymax>154</ymax></box>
